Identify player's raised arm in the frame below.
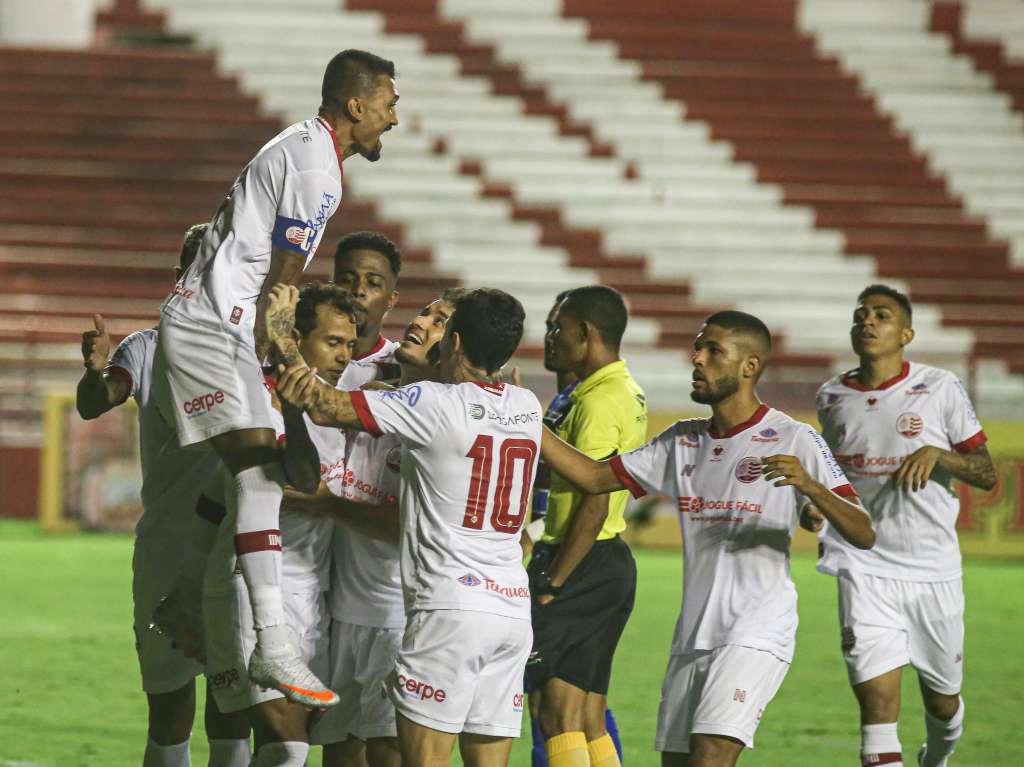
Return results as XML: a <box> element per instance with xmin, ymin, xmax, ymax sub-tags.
<box><xmin>76</xmin><ymin>314</ymin><xmax>131</xmax><ymax>419</ymax></box>
<box><xmin>761</xmin><ymin>454</ymin><xmax>875</xmax><ymax>550</ymax></box>
<box><xmin>540</xmin><ymin>426</ymin><xmax>624</xmax><ymax>495</ymax></box>
<box><xmin>253</xmin><ymin>248</ymin><xmax>307</xmax><ymax>362</ymax></box>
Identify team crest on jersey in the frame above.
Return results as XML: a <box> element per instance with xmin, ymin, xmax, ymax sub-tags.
<box><xmin>735</xmin><ymin>457</ymin><xmax>763</xmax><ymax>483</ymax></box>
<box><xmin>710</xmin><ymin>445</ymin><xmax>727</xmax><ymax>461</ymax></box>
<box><xmin>751</xmin><ymin>428</ymin><xmax>779</xmax><ymax>443</ymax></box>
<box><xmin>458</xmin><ymin>573</ymin><xmax>481</xmax><ymax>587</ymax></box>
<box><xmin>906</xmin><ymin>382</ymin><xmax>929</xmax><ymax>395</ymax></box>
<box><xmin>826</xmin><ymin>393</ymin><xmax>839</xmax><ymax>405</ymax></box>
<box><xmin>678</xmin><ymin>432</ymin><xmax>700</xmax><ymax>448</ymax></box>
<box><xmin>385</xmin><ymin>446</ymin><xmax>402</xmax><ymax>473</ymax></box>
<box><xmin>468</xmin><ymin>404</ymin><xmax>485</xmax><ymax>420</ymax></box>
<box><xmin>896</xmin><ymin>412</ymin><xmax>923</xmax><ymax>438</ymax></box>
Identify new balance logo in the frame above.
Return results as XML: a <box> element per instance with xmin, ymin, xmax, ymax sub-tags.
<box><xmin>681</xmin><ymin>464</ymin><xmax>696</xmax><ymax>477</ymax></box>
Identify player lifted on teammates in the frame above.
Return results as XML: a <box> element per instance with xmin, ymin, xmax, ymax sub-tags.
<box><xmin>809</xmin><ymin>285</ymin><xmax>996</xmax><ymax>767</ymax></box>
<box><xmin>540</xmin><ymin>311</ymin><xmax>875</xmax><ymax>767</ymax></box>
<box><xmin>271</xmin><ymin>285</ymin><xmax>540</xmax><ymax>767</ymax></box>
<box><xmin>151</xmin><ymin>50</ymin><xmax>399</xmax><ymax>706</ymax></box>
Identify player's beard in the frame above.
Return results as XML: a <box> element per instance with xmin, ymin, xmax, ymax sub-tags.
<box><xmin>690</xmin><ymin>374</ymin><xmax>739</xmax><ymax>405</ymax></box>
<box><xmin>362</xmin><ymin>139</ymin><xmax>383</xmax><ymax>162</ymax></box>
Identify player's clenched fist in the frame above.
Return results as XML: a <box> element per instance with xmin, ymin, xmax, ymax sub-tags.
<box><xmin>276</xmin><ymin>362</ymin><xmax>318</xmax><ymax>410</ymax></box>
<box><xmin>266</xmin><ymin>283</ymin><xmax>300</xmax><ymax>344</ymax></box>
<box><xmin>81</xmin><ymin>314</ymin><xmax>110</xmax><ymax>370</ymax></box>
<box><xmin>761</xmin><ymin>454</ymin><xmax>818</xmax><ymax>495</ymax></box>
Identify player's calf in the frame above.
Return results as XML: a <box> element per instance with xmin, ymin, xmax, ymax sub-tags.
<box><xmin>918</xmin><ymin>688</ymin><xmax>964</xmax><ymax>767</ymax></box>
<box><xmin>687</xmin><ymin>734</ymin><xmax>744</xmax><ymax>767</ymax></box>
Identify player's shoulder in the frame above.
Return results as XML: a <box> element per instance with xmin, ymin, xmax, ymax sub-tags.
<box><xmin>907</xmin><ymin>361</ymin><xmax>959</xmax><ymax>390</ymax></box>
<box><xmin>113</xmin><ymin>326</ymin><xmax>158</xmax><ymax>356</ymax></box>
<box><xmin>254</xmin><ymin>119</ymin><xmax>334</xmax><ymax>172</ymax></box>
<box><xmin>762</xmin><ymin>408</ymin><xmax>820</xmax><ymax>443</ymax></box>
<box><xmin>816</xmin><ymin>370</ymin><xmax>849</xmax><ymax>400</ymax></box>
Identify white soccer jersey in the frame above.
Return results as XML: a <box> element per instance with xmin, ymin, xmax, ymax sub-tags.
<box><xmin>816</xmin><ymin>361</ymin><xmax>986</xmax><ymax>581</ymax></box>
<box><xmin>328</xmin><ymin>429</ymin><xmax>405</xmax><ymax>629</ymax></box>
<box><xmin>268</xmin><ymin>403</ymin><xmax>344</xmax><ymax>591</ymax></box>
<box><xmin>161</xmin><ymin>117</ymin><xmax>344</xmax><ymax>341</ymax></box>
<box><xmin>352</xmin><ymin>380</ymin><xmax>542</xmax><ymax>620</ymax></box>
<box><xmin>337</xmin><ymin>336</ymin><xmax>401</xmax><ymax>391</ymax></box>
<box><xmin>611</xmin><ymin>406</ymin><xmax>855</xmax><ymax>663</ymax></box>
<box><xmin>105</xmin><ymin>328</ymin><xmax>217</xmax><ymax>540</ymax></box>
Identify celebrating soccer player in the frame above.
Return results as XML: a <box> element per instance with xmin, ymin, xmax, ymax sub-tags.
<box><xmin>810</xmin><ymin>285</ymin><xmax>996</xmax><ymax>767</ymax></box>
<box><xmin>76</xmin><ymin>224</ymin><xmax>252</xmax><ymax>767</ymax></box>
<box><xmin>539</xmin><ymin>311</ymin><xmax>875</xmax><ymax>767</ymax></box>
<box><xmin>527</xmin><ymin>286</ymin><xmax>645</xmax><ymax>767</ymax></box>
<box><xmin>150</xmin><ymin>50</ymin><xmax>399</xmax><ymax>706</ymax></box>
<box><xmin>270</xmin><ymin>285</ymin><xmax>540</xmax><ymax>767</ymax></box>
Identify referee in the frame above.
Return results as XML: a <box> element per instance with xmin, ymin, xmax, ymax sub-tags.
<box><xmin>527</xmin><ymin>286</ymin><xmax>647</xmax><ymax>767</ymax></box>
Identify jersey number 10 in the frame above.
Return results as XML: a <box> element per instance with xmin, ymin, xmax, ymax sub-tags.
<box><xmin>462</xmin><ymin>435</ymin><xmax>538</xmax><ymax>534</ymax></box>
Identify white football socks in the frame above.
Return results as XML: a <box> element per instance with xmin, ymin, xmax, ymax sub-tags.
<box><xmin>252</xmin><ymin>741</ymin><xmax>309</xmax><ymax>767</ymax></box>
<box><xmin>231</xmin><ymin>463</ymin><xmax>287</xmax><ymax>631</ymax></box>
<box><xmin>922</xmin><ymin>697</ymin><xmax>964</xmax><ymax>767</ymax></box>
<box><xmin>207</xmin><ymin>738</ymin><xmax>251</xmax><ymax>767</ymax></box>
<box><xmin>143</xmin><ymin>736</ymin><xmax>190</xmax><ymax>767</ymax></box>
<box><xmin>861</xmin><ymin>722</ymin><xmax>902</xmax><ymax>766</ymax></box>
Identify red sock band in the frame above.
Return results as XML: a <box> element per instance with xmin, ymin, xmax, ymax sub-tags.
<box><xmin>862</xmin><ymin>754</ymin><xmax>903</xmax><ymax>766</ymax></box>
<box><xmin>234</xmin><ymin>530</ymin><xmax>282</xmax><ymax>554</ymax></box>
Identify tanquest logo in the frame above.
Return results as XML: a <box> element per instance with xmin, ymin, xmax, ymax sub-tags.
<box><xmin>483</xmin><ymin>578</ymin><xmax>530</xmax><ymax>599</ymax></box>
<box><xmin>183</xmin><ymin>390</ymin><xmax>225</xmax><ymax>415</ymax></box>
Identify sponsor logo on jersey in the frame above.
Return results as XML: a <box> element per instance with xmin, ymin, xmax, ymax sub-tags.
<box><xmin>678</xmin><ymin>496</ymin><xmax>762</xmax><ymax>515</ymax></box>
<box><xmin>397</xmin><ymin>674</ymin><xmax>446</xmax><ymax>703</ymax></box>
<box><xmin>513</xmin><ymin>693</ymin><xmax>524</xmax><ymax>712</ymax></box>
<box><xmin>458</xmin><ymin>573</ymin><xmax>481</xmax><ymax>587</ymax></box>
<box><xmin>896</xmin><ymin>412</ymin><xmax>923</xmax><ymax>438</ymax></box>
<box><xmin>336</xmin><ymin>468</ymin><xmax>393</xmax><ymax>502</ymax></box>
<box><xmin>386</xmin><ymin>445</ymin><xmax>402</xmax><ymax>473</ymax></box>
<box><xmin>866</xmin><ymin>397</ymin><xmax>878</xmax><ymax>407</ymax></box>
<box><xmin>483</xmin><ymin>577</ymin><xmax>530</xmax><ymax>599</ymax></box>
<box><xmin>751</xmin><ymin>427</ymin><xmax>780</xmax><ymax>443</ymax></box>
<box><xmin>183</xmin><ymin>390</ymin><xmax>225</xmax><ymax>416</ymax></box>
<box><xmin>679</xmin><ymin>432</ymin><xmax>700</xmax><ymax>448</ymax></box>
<box><xmin>487</xmin><ymin>409</ymin><xmax>541</xmax><ymax>427</ymax></box>
<box><xmin>172</xmin><ymin>282</ymin><xmax>193</xmax><ymax>299</ymax></box>
<box><xmin>835</xmin><ymin>453</ymin><xmax>906</xmax><ymax>471</ymax></box>
<box><xmin>735</xmin><ymin>457</ymin><xmax>763</xmax><ymax>483</ymax></box>
<box><xmin>468</xmin><ymin>404</ymin><xmax>485</xmax><ymax>420</ymax></box>
<box><xmin>806</xmin><ymin>427</ymin><xmax>845</xmax><ymax>480</ymax></box>
<box><xmin>229</xmin><ymin>306</ymin><xmax>243</xmax><ymax>325</ymax></box>
<box><xmin>711</xmin><ymin>445</ymin><xmax>726</xmax><ymax>461</ymax></box>
<box><xmin>906</xmin><ymin>382</ymin><xmax>929</xmax><ymax>395</ymax></box>
<box><xmin>378</xmin><ymin>385</ymin><xmax>421</xmax><ymax>406</ymax></box>
<box><xmin>207</xmin><ymin>668</ymin><xmax>241</xmax><ymax>690</ymax></box>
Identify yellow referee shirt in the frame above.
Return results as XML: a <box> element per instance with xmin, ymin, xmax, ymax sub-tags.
<box><xmin>543</xmin><ymin>359</ymin><xmax>648</xmax><ymax>543</ymax></box>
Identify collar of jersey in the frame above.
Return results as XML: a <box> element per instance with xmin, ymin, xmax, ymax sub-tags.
<box><xmin>707</xmin><ymin>403</ymin><xmax>770</xmax><ymax>439</ymax></box>
<box><xmin>315</xmin><ymin>114</ymin><xmax>345</xmax><ymax>177</ymax></box>
<box><xmin>570</xmin><ymin>359</ymin><xmax>629</xmax><ymax>401</ymax></box>
<box><xmin>841</xmin><ymin>360</ymin><xmax>910</xmax><ymax>391</ymax></box>
<box><xmin>355</xmin><ymin>334</ymin><xmax>388</xmax><ymax>361</ymax></box>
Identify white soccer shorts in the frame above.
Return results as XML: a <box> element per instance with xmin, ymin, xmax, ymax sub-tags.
<box><xmin>133</xmin><ymin>537</ymin><xmax>203</xmax><ymax>694</ymax></box>
<box><xmin>152</xmin><ymin>314</ymin><xmax>276</xmax><ymax>447</ymax></box>
<box><xmin>837</xmin><ymin>571</ymin><xmax>964</xmax><ymax>694</ymax></box>
<box><xmin>387</xmin><ymin>609</ymin><xmax>531</xmax><ymax>737</ymax></box>
<box><xmin>204</xmin><ymin>579</ymin><xmax>330</xmax><ymax>714</ymax></box>
<box><xmin>655</xmin><ymin>645</ymin><xmax>790</xmax><ymax>753</ymax></box>
<box><xmin>310</xmin><ymin>620</ymin><xmax>405</xmax><ymax>745</ymax></box>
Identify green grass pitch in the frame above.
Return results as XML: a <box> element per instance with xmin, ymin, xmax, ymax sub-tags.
<box><xmin>2</xmin><ymin>518</ymin><xmax>1021</xmax><ymax>766</ymax></box>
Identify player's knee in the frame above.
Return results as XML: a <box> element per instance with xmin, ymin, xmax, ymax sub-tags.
<box><xmin>854</xmin><ymin>680</ymin><xmax>900</xmax><ymax>723</ymax></box>
<box><xmin>688</xmin><ymin>734</ymin><xmax>743</xmax><ymax>767</ymax></box>
<box><xmin>252</xmin><ymin>699</ymin><xmax>309</xmax><ymax>743</ymax></box>
<box><xmin>147</xmin><ymin>684</ymin><xmax>196</xmax><ymax>744</ymax></box>
<box><xmin>922</xmin><ymin>689</ymin><xmax>961</xmax><ymax>720</ymax></box>
<box><xmin>204</xmin><ymin>694</ymin><xmax>250</xmax><ymax>740</ymax></box>
<box><xmin>365</xmin><ymin>737</ymin><xmax>401</xmax><ymax>767</ymax></box>
<box><xmin>538</xmin><ymin>701</ymin><xmax>580</xmax><ymax>739</ymax></box>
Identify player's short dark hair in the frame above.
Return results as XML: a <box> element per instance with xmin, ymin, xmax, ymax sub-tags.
<box><xmin>561</xmin><ymin>285</ymin><xmax>629</xmax><ymax>349</ymax></box>
<box><xmin>179</xmin><ymin>223</ymin><xmax>207</xmax><ymax>271</ymax></box>
<box><xmin>334</xmin><ymin>231</ymin><xmax>402</xmax><ymax>277</ymax></box>
<box><xmin>321</xmin><ymin>50</ymin><xmax>396</xmax><ymax>109</ymax></box>
<box><xmin>440</xmin><ymin>286</ymin><xmax>470</xmax><ymax>304</ymax></box>
<box><xmin>858</xmin><ymin>284</ymin><xmax>913</xmax><ymax>321</ymax></box>
<box><xmin>704</xmin><ymin>310</ymin><xmax>773</xmax><ymax>353</ymax></box>
<box><xmin>295</xmin><ymin>282</ymin><xmax>357</xmax><ymax>337</ymax></box>
<box><xmin>449</xmin><ymin>288</ymin><xmax>525</xmax><ymax>374</ymax></box>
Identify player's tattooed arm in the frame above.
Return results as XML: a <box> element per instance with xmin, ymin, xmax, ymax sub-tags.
<box><xmin>540</xmin><ymin>427</ymin><xmax>623</xmax><ymax>495</ymax></box>
<box><xmin>275</xmin><ymin>363</ymin><xmax>363</xmax><ymax>429</ymax></box>
<box><xmin>76</xmin><ymin>314</ymin><xmax>128</xmax><ymax>419</ymax></box>
<box><xmin>893</xmin><ymin>444</ymin><xmax>996</xmax><ymax>493</ymax></box>
<box><xmin>255</xmin><ymin>252</ymin><xmax>305</xmax><ymax>362</ymax></box>
<box><xmin>264</xmin><ymin>283</ymin><xmax>305</xmax><ymax>366</ymax></box>
<box><xmin>762</xmin><ymin>454</ymin><xmax>875</xmax><ymax>550</ymax></box>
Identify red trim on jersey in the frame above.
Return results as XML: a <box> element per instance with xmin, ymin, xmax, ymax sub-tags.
<box><xmin>841</xmin><ymin>360</ymin><xmax>910</xmax><ymax>391</ymax></box>
<box><xmin>234</xmin><ymin>530</ymin><xmax>282</xmax><ymax>555</ymax></box>
<box><xmin>708</xmin><ymin>404</ymin><xmax>770</xmax><ymax>439</ymax></box>
<box><xmin>355</xmin><ymin>335</ymin><xmax>387</xmax><ymax>361</ymax></box>
<box><xmin>350</xmin><ymin>390</ymin><xmax>383</xmax><ymax>436</ymax></box>
<box><xmin>861</xmin><ymin>754</ymin><xmax>903</xmax><ymax>766</ymax></box>
<box><xmin>953</xmin><ymin>430</ymin><xmax>987</xmax><ymax>454</ymax></box>
<box><xmin>104</xmin><ymin>365</ymin><xmax>134</xmax><ymax>405</ymax></box>
<box><xmin>263</xmin><ymin>372</ymin><xmax>277</xmax><ymax>392</ymax></box>
<box><xmin>830</xmin><ymin>483</ymin><xmax>858</xmax><ymax>498</ymax></box>
<box><xmin>315</xmin><ymin>114</ymin><xmax>344</xmax><ymax>178</ymax></box>
<box><xmin>610</xmin><ymin>455</ymin><xmax>647</xmax><ymax>499</ymax></box>
<box><xmin>470</xmin><ymin>380</ymin><xmax>506</xmax><ymax>396</ymax></box>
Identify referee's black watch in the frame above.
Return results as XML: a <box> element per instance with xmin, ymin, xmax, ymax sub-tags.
<box><xmin>534</xmin><ymin>571</ymin><xmax>563</xmax><ymax>598</ymax></box>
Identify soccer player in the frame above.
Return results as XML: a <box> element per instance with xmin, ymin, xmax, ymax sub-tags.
<box><xmin>270</xmin><ymin>286</ymin><xmax>540</xmax><ymax>767</ymax></box>
<box><xmin>809</xmin><ymin>285</ymin><xmax>996</xmax><ymax>767</ymax></box>
<box><xmin>202</xmin><ymin>283</ymin><xmax>360</xmax><ymax>767</ymax></box>
<box><xmin>151</xmin><ymin>49</ymin><xmax>399</xmax><ymax>705</ymax></box>
<box><xmin>538</xmin><ymin>311</ymin><xmax>876</xmax><ymax>767</ymax></box>
<box><xmin>527</xmin><ymin>286</ymin><xmax>646</xmax><ymax>767</ymax></box>
<box><xmin>303</xmin><ymin>287</ymin><xmax>467</xmax><ymax>767</ymax></box>
<box><xmin>76</xmin><ymin>223</ymin><xmax>251</xmax><ymax>767</ymax></box>
<box><xmin>333</xmin><ymin>230</ymin><xmax>403</xmax><ymax>389</ymax></box>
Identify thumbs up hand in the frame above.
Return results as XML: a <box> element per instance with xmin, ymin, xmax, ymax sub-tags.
<box><xmin>82</xmin><ymin>314</ymin><xmax>111</xmax><ymax>370</ymax></box>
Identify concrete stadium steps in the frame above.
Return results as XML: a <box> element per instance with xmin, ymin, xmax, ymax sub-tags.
<box><xmin>545</xmin><ymin>0</ymin><xmax>1021</xmax><ymax>406</ymax></box>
